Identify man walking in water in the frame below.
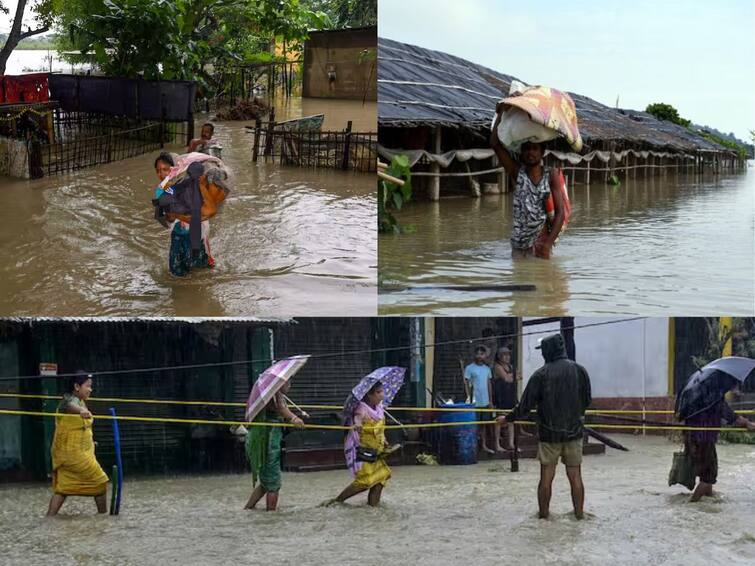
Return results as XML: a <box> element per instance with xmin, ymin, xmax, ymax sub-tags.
<box><xmin>490</xmin><ymin>104</ymin><xmax>566</xmax><ymax>259</ymax></box>
<box><xmin>498</xmin><ymin>333</ymin><xmax>591</xmax><ymax>519</ymax></box>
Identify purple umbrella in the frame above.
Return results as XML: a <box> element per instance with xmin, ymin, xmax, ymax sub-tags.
<box><xmin>342</xmin><ymin>367</ymin><xmax>406</xmax><ymax>425</ymax></box>
<box><xmin>342</xmin><ymin>367</ymin><xmax>406</xmax><ymax>477</ymax></box>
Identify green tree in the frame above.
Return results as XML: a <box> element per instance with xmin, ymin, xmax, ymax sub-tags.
<box><xmin>306</xmin><ymin>0</ymin><xmax>376</xmax><ymax>28</ymax></box>
<box><xmin>0</xmin><ymin>0</ymin><xmax>59</xmax><ymax>74</ymax></box>
<box><xmin>55</xmin><ymin>0</ymin><xmax>328</xmax><ymax>84</ymax></box>
<box><xmin>645</xmin><ymin>102</ymin><xmax>691</xmax><ymax>127</ymax></box>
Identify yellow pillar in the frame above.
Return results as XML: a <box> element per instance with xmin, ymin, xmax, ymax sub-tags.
<box><xmin>424</xmin><ymin>317</ymin><xmax>435</xmax><ymax>407</ymax></box>
<box><xmin>719</xmin><ymin>316</ymin><xmax>733</xmax><ymax>357</ymax></box>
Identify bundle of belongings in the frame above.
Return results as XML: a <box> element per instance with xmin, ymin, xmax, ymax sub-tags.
<box><xmin>152</xmin><ymin>152</ymin><xmax>233</xmax><ymax>253</ymax></box>
<box><xmin>492</xmin><ymin>80</ymin><xmax>582</xmax><ymax>153</ymax></box>
<box><xmin>491</xmin><ymin>81</ymin><xmax>582</xmax><ymax>242</ymax></box>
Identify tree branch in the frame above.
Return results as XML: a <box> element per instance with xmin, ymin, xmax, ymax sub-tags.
<box><xmin>19</xmin><ymin>25</ymin><xmax>50</xmax><ymax>41</ymax></box>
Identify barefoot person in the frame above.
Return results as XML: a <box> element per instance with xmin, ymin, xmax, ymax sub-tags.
<box><xmin>490</xmin><ymin>105</ymin><xmax>566</xmax><ymax>259</ymax></box>
<box><xmin>683</xmin><ymin>385</ymin><xmax>755</xmax><ymax>502</ymax></box>
<box><xmin>244</xmin><ymin>380</ymin><xmax>304</xmax><ymax>511</ymax></box>
<box><xmin>333</xmin><ymin>382</ymin><xmax>393</xmax><ymax>506</ymax></box>
<box><xmin>493</xmin><ymin>346</ymin><xmax>519</xmax><ymax>451</ymax></box>
<box><xmin>464</xmin><ymin>346</ymin><xmax>495</xmax><ymax>454</ymax></box>
<box><xmin>153</xmin><ymin>152</ymin><xmax>216</xmax><ymax>275</ymax></box>
<box><xmin>47</xmin><ymin>372</ymin><xmax>109</xmax><ymax>516</ymax></box>
<box><xmin>498</xmin><ymin>334</ymin><xmax>591</xmax><ymax>519</ymax></box>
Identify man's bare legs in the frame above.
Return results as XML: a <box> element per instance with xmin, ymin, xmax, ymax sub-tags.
<box><xmin>538</xmin><ymin>464</ymin><xmax>557</xmax><ymax>519</ymax></box>
<box><xmin>565</xmin><ymin>465</ymin><xmax>585</xmax><ymax>520</ymax></box>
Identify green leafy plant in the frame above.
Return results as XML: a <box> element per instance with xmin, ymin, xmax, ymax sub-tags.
<box><xmin>54</xmin><ymin>0</ymin><xmax>328</xmax><ymax>91</ymax></box>
<box><xmin>378</xmin><ymin>154</ymin><xmax>413</xmax><ymax>234</ymax></box>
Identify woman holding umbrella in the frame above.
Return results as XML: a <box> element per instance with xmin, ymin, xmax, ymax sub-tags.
<box><xmin>243</xmin><ymin>357</ymin><xmax>308</xmax><ymax>512</ymax></box>
<box><xmin>332</xmin><ymin>367</ymin><xmax>405</xmax><ymax>507</ymax></box>
<box><xmin>676</xmin><ymin>357</ymin><xmax>755</xmax><ymax>502</ymax></box>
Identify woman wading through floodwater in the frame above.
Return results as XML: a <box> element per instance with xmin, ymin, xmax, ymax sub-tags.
<box><xmin>46</xmin><ymin>373</ymin><xmax>109</xmax><ymax>516</ymax></box>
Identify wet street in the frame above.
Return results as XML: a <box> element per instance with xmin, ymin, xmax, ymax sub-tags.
<box><xmin>1</xmin><ymin>436</ymin><xmax>753</xmax><ymax>565</ymax></box>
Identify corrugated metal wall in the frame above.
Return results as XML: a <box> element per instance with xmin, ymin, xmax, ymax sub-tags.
<box><xmin>276</xmin><ymin>318</ymin><xmax>390</xmax><ymax>406</ymax></box>
<box><xmin>0</xmin><ymin>320</ymin><xmax>279</xmax><ymax>479</ymax></box>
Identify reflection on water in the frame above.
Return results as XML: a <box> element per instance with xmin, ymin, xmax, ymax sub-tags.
<box><xmin>1</xmin><ymin>437</ymin><xmax>753</xmax><ymax>565</ymax></box>
<box><xmin>0</xmin><ymin>99</ymin><xmax>377</xmax><ymax>316</ymax></box>
<box><xmin>379</xmin><ymin>169</ymin><xmax>755</xmax><ymax>315</ymax></box>
<box><xmin>269</xmin><ymin>96</ymin><xmax>376</xmax><ymax>131</ymax></box>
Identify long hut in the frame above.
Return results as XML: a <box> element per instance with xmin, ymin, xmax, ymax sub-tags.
<box><xmin>378</xmin><ymin>37</ymin><xmax>744</xmax><ymax>200</ymax></box>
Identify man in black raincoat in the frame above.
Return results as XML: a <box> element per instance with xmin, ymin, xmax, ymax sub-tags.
<box><xmin>498</xmin><ymin>333</ymin><xmax>591</xmax><ymax>519</ymax></box>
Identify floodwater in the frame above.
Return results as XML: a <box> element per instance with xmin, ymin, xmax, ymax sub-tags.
<box><xmin>0</xmin><ymin>99</ymin><xmax>377</xmax><ymax>316</ymax></box>
<box><xmin>2</xmin><ymin>50</ymin><xmax>88</xmax><ymax>75</ymax></box>
<box><xmin>379</xmin><ymin>169</ymin><xmax>755</xmax><ymax>315</ymax></box>
<box><xmin>1</xmin><ymin>436</ymin><xmax>753</xmax><ymax>565</ymax></box>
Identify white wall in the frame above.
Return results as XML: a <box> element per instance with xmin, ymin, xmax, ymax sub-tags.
<box><xmin>522</xmin><ymin>317</ymin><xmax>670</xmax><ymax>398</ymax></box>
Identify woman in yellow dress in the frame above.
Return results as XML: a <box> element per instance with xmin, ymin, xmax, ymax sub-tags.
<box><xmin>46</xmin><ymin>373</ymin><xmax>109</xmax><ymax>516</ymax></box>
<box><xmin>335</xmin><ymin>382</ymin><xmax>392</xmax><ymax>506</ymax></box>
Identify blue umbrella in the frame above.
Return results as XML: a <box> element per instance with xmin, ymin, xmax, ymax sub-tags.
<box><xmin>342</xmin><ymin>367</ymin><xmax>406</xmax><ymax>425</ymax></box>
<box><xmin>676</xmin><ymin>357</ymin><xmax>755</xmax><ymax>420</ymax></box>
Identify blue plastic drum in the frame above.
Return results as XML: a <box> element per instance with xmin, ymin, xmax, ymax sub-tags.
<box><xmin>437</xmin><ymin>403</ymin><xmax>478</xmax><ymax>465</ymax></box>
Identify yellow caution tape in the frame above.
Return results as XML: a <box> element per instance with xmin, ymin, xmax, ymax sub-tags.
<box><xmin>0</xmin><ymin>408</ymin><xmax>750</xmax><ymax>433</ymax></box>
<box><xmin>1</xmin><ymin>393</ymin><xmax>753</xmax><ymax>415</ymax></box>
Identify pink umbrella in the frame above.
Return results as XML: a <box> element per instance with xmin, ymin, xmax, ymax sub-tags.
<box><xmin>245</xmin><ymin>356</ymin><xmax>309</xmax><ymax>421</ymax></box>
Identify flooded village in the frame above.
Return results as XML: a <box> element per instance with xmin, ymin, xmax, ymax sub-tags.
<box><xmin>0</xmin><ymin>19</ymin><xmax>377</xmax><ymax>317</ymax></box>
<box><xmin>377</xmin><ymin>38</ymin><xmax>754</xmax><ymax>316</ymax></box>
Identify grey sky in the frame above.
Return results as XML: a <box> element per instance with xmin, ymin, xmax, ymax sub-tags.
<box><xmin>378</xmin><ymin>0</ymin><xmax>754</xmax><ymax>141</ymax></box>
<box><xmin>0</xmin><ymin>1</ymin><xmax>42</xmax><ymax>33</ymax></box>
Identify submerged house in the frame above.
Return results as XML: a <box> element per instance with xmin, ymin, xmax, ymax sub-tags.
<box><xmin>378</xmin><ymin>37</ymin><xmax>743</xmax><ymax>200</ymax></box>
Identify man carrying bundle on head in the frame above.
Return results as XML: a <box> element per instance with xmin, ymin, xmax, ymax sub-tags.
<box><xmin>490</xmin><ymin>82</ymin><xmax>580</xmax><ymax>259</ymax></box>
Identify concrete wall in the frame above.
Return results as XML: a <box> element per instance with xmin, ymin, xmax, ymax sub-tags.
<box><xmin>0</xmin><ymin>136</ymin><xmax>30</xmax><ymax>179</ymax></box>
<box><xmin>522</xmin><ymin>317</ymin><xmax>670</xmax><ymax>398</ymax></box>
<box><xmin>302</xmin><ymin>27</ymin><xmax>377</xmax><ymax>101</ymax></box>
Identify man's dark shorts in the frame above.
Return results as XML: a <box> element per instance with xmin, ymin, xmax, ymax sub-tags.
<box><xmin>686</xmin><ymin>437</ymin><xmax>718</xmax><ymax>484</ymax></box>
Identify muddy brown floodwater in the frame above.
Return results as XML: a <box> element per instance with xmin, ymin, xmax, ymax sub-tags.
<box><xmin>0</xmin><ymin>99</ymin><xmax>377</xmax><ymax>316</ymax></box>
<box><xmin>379</xmin><ymin>168</ymin><xmax>755</xmax><ymax>316</ymax></box>
<box><xmin>0</xmin><ymin>436</ymin><xmax>753</xmax><ymax>565</ymax></box>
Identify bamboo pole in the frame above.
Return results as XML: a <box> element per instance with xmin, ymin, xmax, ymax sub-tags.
<box><xmin>430</xmin><ymin>126</ymin><xmax>441</xmax><ymax>200</ymax></box>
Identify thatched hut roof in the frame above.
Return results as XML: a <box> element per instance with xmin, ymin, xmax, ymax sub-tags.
<box><xmin>378</xmin><ymin>37</ymin><xmax>728</xmax><ymax>153</ymax></box>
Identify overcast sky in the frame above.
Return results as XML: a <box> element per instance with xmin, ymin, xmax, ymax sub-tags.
<box><xmin>378</xmin><ymin>0</ymin><xmax>754</xmax><ymax>141</ymax></box>
<box><xmin>3</xmin><ymin>0</ymin><xmax>753</xmax><ymax>140</ymax></box>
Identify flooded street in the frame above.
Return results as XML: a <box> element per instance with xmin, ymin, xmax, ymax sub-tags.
<box><xmin>0</xmin><ymin>100</ymin><xmax>377</xmax><ymax>317</ymax></box>
<box><xmin>1</xmin><ymin>436</ymin><xmax>753</xmax><ymax>565</ymax></box>
<box><xmin>379</xmin><ymin>169</ymin><xmax>755</xmax><ymax>315</ymax></box>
